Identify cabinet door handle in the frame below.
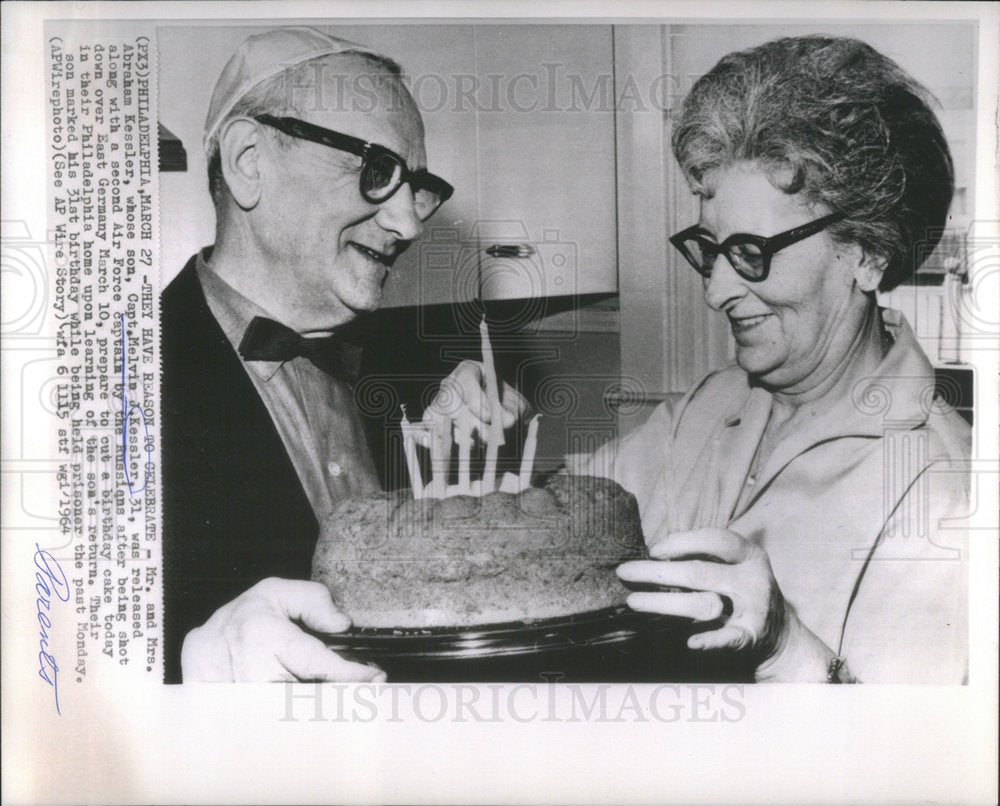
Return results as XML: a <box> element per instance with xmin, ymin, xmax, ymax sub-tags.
<box><xmin>484</xmin><ymin>244</ymin><xmax>536</xmax><ymax>259</ymax></box>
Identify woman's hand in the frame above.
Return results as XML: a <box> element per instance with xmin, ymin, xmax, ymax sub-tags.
<box><xmin>617</xmin><ymin>528</ymin><xmax>789</xmax><ymax>661</ymax></box>
<box><xmin>618</xmin><ymin>528</ymin><xmax>842</xmax><ymax>681</ymax></box>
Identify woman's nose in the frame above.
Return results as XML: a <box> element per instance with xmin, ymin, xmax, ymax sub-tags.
<box><xmin>702</xmin><ymin>253</ymin><xmax>747</xmax><ymax>311</ymax></box>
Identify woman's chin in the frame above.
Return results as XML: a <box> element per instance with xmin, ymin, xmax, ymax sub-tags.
<box><xmin>735</xmin><ymin>346</ymin><xmax>785</xmax><ymax>380</ymax></box>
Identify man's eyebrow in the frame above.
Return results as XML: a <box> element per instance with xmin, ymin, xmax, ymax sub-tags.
<box><xmin>368</xmin><ymin>139</ymin><xmax>425</xmax><ymax>170</ymax></box>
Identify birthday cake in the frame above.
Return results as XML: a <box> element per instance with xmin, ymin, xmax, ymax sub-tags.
<box><xmin>311</xmin><ymin>474</ymin><xmax>646</xmax><ymax>628</ymax></box>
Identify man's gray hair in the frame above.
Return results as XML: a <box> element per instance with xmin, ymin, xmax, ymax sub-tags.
<box><xmin>206</xmin><ymin>50</ymin><xmax>404</xmax><ymax>205</ymax></box>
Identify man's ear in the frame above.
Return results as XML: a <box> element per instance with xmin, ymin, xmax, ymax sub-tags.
<box><xmin>853</xmin><ymin>249</ymin><xmax>888</xmax><ymax>293</ymax></box>
<box><xmin>218</xmin><ymin>118</ymin><xmax>264</xmax><ymax>210</ymax></box>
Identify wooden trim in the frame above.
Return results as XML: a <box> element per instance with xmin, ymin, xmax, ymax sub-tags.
<box><xmin>613</xmin><ymin>25</ymin><xmax>733</xmax><ymax>398</ymax></box>
<box><xmin>613</xmin><ymin>25</ymin><xmax>671</xmax><ymax>395</ymax></box>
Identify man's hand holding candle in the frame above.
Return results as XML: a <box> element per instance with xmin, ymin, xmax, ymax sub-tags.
<box><xmin>423</xmin><ymin>360</ymin><xmax>528</xmax><ymax>439</ymax></box>
<box><xmin>411</xmin><ymin>317</ymin><xmax>530</xmax><ymax>497</ymax></box>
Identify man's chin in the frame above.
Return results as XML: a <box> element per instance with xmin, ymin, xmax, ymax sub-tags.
<box><xmin>344</xmin><ymin>287</ymin><xmax>384</xmax><ymax>314</ymax></box>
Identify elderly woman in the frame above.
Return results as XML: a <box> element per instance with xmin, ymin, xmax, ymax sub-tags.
<box><xmin>582</xmin><ymin>36</ymin><xmax>969</xmax><ymax>683</ymax></box>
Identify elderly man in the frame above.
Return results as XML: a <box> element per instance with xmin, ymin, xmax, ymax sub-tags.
<box><xmin>161</xmin><ymin>28</ymin><xmax>521</xmax><ymax>683</ymax></box>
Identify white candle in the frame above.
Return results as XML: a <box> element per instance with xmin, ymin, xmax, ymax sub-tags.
<box><xmin>519</xmin><ymin>414</ymin><xmax>541</xmax><ymax>488</ymax></box>
<box><xmin>399</xmin><ymin>406</ymin><xmax>423</xmax><ymax>499</ymax></box>
<box><xmin>454</xmin><ymin>408</ymin><xmax>473</xmax><ymax>493</ymax></box>
<box><xmin>429</xmin><ymin>412</ymin><xmax>451</xmax><ymax>498</ymax></box>
<box><xmin>479</xmin><ymin>316</ymin><xmax>505</xmax><ymax>492</ymax></box>
<box><xmin>482</xmin><ymin>441</ymin><xmax>499</xmax><ymax>495</ymax></box>
<box><xmin>498</xmin><ymin>471</ymin><xmax>521</xmax><ymax>493</ymax></box>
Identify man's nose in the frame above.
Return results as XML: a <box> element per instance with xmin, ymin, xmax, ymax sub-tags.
<box><xmin>702</xmin><ymin>253</ymin><xmax>747</xmax><ymax>312</ymax></box>
<box><xmin>375</xmin><ymin>184</ymin><xmax>423</xmax><ymax>242</ymax></box>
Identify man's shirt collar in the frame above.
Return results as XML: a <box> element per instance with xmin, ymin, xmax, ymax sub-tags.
<box><xmin>195</xmin><ymin>249</ymin><xmax>285</xmax><ymax>381</ymax></box>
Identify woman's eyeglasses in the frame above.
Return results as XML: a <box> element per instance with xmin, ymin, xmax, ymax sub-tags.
<box><xmin>670</xmin><ymin>211</ymin><xmax>846</xmax><ymax>282</ymax></box>
<box><xmin>254</xmin><ymin>114</ymin><xmax>454</xmax><ymax>221</ymax></box>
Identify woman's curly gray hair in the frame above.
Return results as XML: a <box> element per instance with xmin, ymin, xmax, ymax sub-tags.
<box><xmin>672</xmin><ymin>36</ymin><xmax>953</xmax><ymax>292</ymax></box>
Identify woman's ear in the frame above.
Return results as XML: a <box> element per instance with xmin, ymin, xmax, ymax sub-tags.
<box><xmin>853</xmin><ymin>249</ymin><xmax>888</xmax><ymax>293</ymax></box>
<box><xmin>218</xmin><ymin>118</ymin><xmax>263</xmax><ymax>210</ymax></box>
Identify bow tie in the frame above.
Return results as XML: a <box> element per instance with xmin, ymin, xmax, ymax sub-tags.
<box><xmin>238</xmin><ymin>316</ymin><xmax>350</xmax><ymax>378</ymax></box>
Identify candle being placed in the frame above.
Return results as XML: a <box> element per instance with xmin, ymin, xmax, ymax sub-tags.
<box><xmin>479</xmin><ymin>316</ymin><xmax>505</xmax><ymax>492</ymax></box>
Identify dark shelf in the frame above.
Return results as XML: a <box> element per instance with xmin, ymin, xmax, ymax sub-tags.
<box><xmin>158</xmin><ymin>122</ymin><xmax>187</xmax><ymax>172</ymax></box>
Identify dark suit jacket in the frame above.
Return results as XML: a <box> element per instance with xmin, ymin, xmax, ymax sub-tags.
<box><xmin>161</xmin><ymin>255</ymin><xmax>500</xmax><ymax>682</ymax></box>
<box><xmin>160</xmin><ymin>256</ymin><xmax>319</xmax><ymax>682</ymax></box>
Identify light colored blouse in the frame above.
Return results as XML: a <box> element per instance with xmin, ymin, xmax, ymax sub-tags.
<box><xmin>573</xmin><ymin>310</ymin><xmax>970</xmax><ymax>683</ymax></box>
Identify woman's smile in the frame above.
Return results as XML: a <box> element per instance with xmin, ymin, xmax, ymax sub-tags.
<box><xmin>728</xmin><ymin>312</ymin><xmax>774</xmax><ymax>338</ymax></box>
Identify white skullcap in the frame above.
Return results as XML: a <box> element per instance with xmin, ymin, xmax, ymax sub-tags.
<box><xmin>204</xmin><ymin>26</ymin><xmax>380</xmax><ymax>151</ymax></box>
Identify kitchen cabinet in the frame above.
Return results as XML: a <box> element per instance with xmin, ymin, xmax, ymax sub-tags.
<box><xmin>325</xmin><ymin>25</ymin><xmax>481</xmax><ymax>308</ymax></box>
<box><xmin>329</xmin><ymin>24</ymin><xmax>618</xmax><ymax>308</ymax></box>
<box><xmin>472</xmin><ymin>26</ymin><xmax>617</xmax><ymax>304</ymax></box>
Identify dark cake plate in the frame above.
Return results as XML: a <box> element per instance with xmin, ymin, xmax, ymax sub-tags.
<box><xmin>315</xmin><ymin>606</ymin><xmax>722</xmax><ymax>683</ymax></box>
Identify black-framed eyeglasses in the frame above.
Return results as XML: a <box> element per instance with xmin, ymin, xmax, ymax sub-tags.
<box><xmin>254</xmin><ymin>114</ymin><xmax>454</xmax><ymax>221</ymax></box>
<box><xmin>669</xmin><ymin>211</ymin><xmax>846</xmax><ymax>282</ymax></box>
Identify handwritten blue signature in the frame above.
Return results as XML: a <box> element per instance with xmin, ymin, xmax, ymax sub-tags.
<box><xmin>119</xmin><ymin>313</ymin><xmax>153</xmax><ymax>496</ymax></box>
<box><xmin>35</xmin><ymin>544</ymin><xmax>70</xmax><ymax>714</ymax></box>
